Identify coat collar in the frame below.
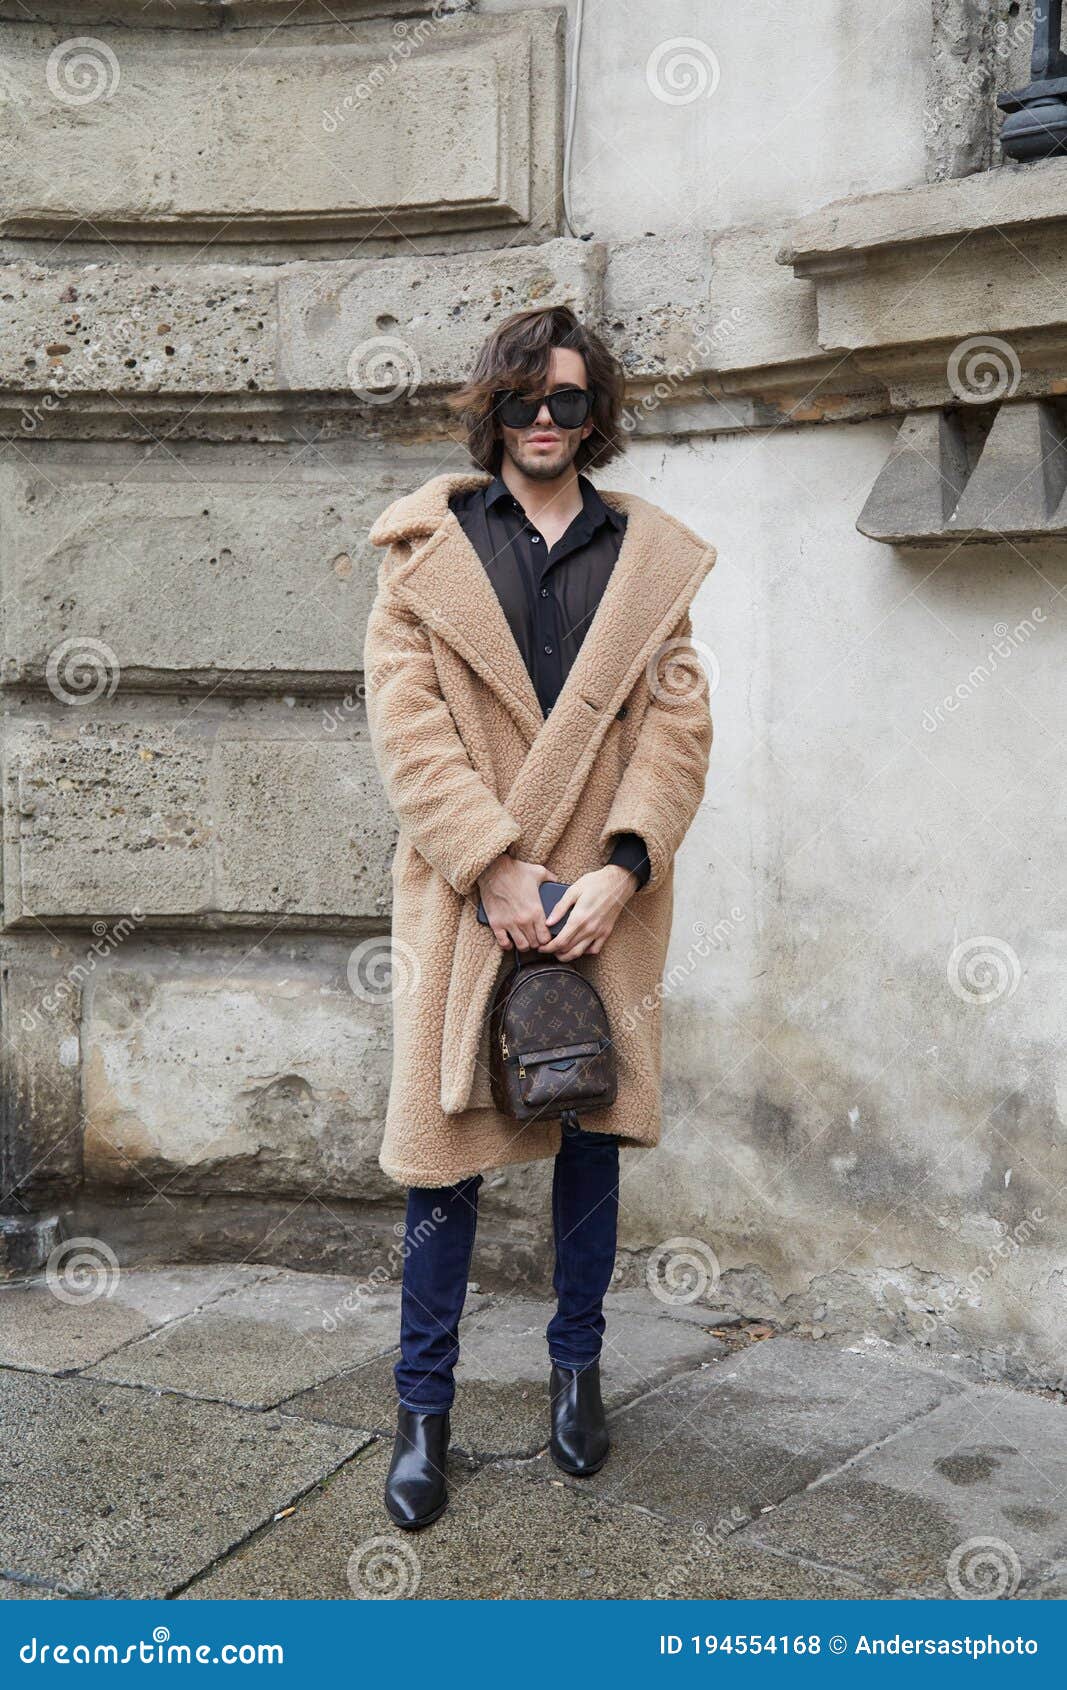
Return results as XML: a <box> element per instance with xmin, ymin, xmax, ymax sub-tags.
<box><xmin>370</xmin><ymin>471</ymin><xmax>716</xmax><ymax>761</ymax></box>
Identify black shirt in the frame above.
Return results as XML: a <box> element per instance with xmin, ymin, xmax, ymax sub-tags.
<box><xmin>450</xmin><ymin>472</ymin><xmax>650</xmax><ymax>886</ymax></box>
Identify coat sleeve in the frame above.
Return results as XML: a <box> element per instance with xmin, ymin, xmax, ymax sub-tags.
<box><xmin>364</xmin><ymin>578</ymin><xmax>523</xmax><ymax>897</ymax></box>
<box><xmin>598</xmin><ymin>612</ymin><xmax>712</xmax><ymax>894</ymax></box>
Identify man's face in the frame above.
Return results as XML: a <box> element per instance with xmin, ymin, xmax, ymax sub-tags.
<box><xmin>497</xmin><ymin>347</ymin><xmax>594</xmax><ymax>482</ymax></box>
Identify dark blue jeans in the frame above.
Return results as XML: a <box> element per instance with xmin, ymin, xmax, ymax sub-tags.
<box><xmin>394</xmin><ymin>1116</ymin><xmax>620</xmax><ymax>1412</ymax></box>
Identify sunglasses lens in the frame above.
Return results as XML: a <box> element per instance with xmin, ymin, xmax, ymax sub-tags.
<box><xmin>496</xmin><ymin>391</ymin><xmax>539</xmax><ymax>428</ymax></box>
<box><xmin>495</xmin><ymin>387</ymin><xmax>593</xmax><ymax>430</ymax></box>
<box><xmin>547</xmin><ymin>387</ymin><xmax>591</xmax><ymax>427</ymax></box>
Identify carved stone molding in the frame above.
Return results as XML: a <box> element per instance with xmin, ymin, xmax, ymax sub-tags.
<box><xmin>0</xmin><ymin>9</ymin><xmax>561</xmax><ymax>244</ymax></box>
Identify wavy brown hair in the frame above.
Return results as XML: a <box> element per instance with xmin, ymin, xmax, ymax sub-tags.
<box><xmin>447</xmin><ymin>304</ymin><xmax>626</xmax><ymax>474</ymax></box>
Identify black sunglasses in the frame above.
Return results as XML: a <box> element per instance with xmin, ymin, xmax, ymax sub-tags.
<box><xmin>493</xmin><ymin>385</ymin><xmax>595</xmax><ymax>430</ymax></box>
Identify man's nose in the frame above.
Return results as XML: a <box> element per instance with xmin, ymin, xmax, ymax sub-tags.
<box><xmin>534</xmin><ymin>400</ymin><xmax>555</xmax><ymax>426</ymax></box>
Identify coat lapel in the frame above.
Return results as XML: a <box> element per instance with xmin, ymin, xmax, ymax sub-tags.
<box><xmin>374</xmin><ymin>470</ymin><xmax>717</xmax><ymax>1117</ymax></box>
<box><xmin>380</xmin><ymin>471</ymin><xmax>716</xmax><ymax>861</ymax></box>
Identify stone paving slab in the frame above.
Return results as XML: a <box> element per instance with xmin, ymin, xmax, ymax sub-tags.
<box><xmin>0</xmin><ymin>1264</ymin><xmax>278</xmax><ymax>1375</ymax></box>
<box><xmin>743</xmin><ymin>1383</ymin><xmax>1067</xmax><ymax>1598</ymax></box>
<box><xmin>286</xmin><ymin>1296</ymin><xmax>724</xmax><ymax>1458</ymax></box>
<box><xmin>0</xmin><ymin>1367</ymin><xmax>367</xmax><ymax>1597</ymax></box>
<box><xmin>182</xmin><ymin>1444</ymin><xmax>875</xmax><ymax>1601</ymax></box>
<box><xmin>85</xmin><ymin>1275</ymin><xmax>484</xmax><ymax>1409</ymax></box>
<box><xmin>581</xmin><ymin>1337</ymin><xmax>962</xmax><ymax>1529</ymax></box>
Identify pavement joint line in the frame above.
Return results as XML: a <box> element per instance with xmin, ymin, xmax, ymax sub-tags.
<box><xmin>166</xmin><ymin>1432</ymin><xmax>381</xmax><ymax>1602</ymax></box>
<box><xmin>52</xmin><ymin>1265</ymin><xmax>290</xmax><ymax>1379</ymax></box>
<box><xmin>723</xmin><ymin>1376</ymin><xmax>971</xmax><ymax>1535</ymax></box>
<box><xmin>714</xmin><ymin>1533</ymin><xmax>897</xmax><ymax>1597</ymax></box>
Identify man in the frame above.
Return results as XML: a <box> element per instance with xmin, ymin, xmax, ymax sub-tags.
<box><xmin>364</xmin><ymin>304</ymin><xmax>715</xmax><ymax>1528</ymax></box>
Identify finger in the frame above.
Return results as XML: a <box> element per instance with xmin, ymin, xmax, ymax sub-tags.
<box><xmin>511</xmin><ymin>924</ymin><xmax>531</xmax><ymax>951</ymax></box>
<box><xmin>553</xmin><ymin>921</ymin><xmax>590</xmax><ymax>960</ymax></box>
<box><xmin>531</xmin><ymin>912</ymin><xmax>553</xmax><ymax>947</ymax></box>
<box><xmin>558</xmin><ymin>937</ymin><xmax>590</xmax><ymax>962</ymax></box>
<box><xmin>549</xmin><ymin>886</ymin><xmax>581</xmax><ymax>921</ymax></box>
<box><xmin>532</xmin><ymin>864</ymin><xmax>553</xmax><ymax>885</ymax></box>
<box><xmin>490</xmin><ymin>923</ymin><xmax>512</xmax><ymax>950</ymax></box>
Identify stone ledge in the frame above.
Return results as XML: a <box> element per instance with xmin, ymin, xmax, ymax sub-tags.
<box><xmin>781</xmin><ymin>157</ymin><xmax>1063</xmax><ymax>275</ymax></box>
<box><xmin>779</xmin><ymin>158</ymin><xmax>1067</xmax><ymax>412</ymax></box>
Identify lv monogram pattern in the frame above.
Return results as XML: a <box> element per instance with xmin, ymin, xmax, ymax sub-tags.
<box><xmin>489</xmin><ymin>960</ymin><xmax>617</xmax><ymax>1122</ymax></box>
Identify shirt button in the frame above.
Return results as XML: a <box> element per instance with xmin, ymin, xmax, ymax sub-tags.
<box><xmin>540</xmin><ymin>587</ymin><xmax>549</xmax><ymax>597</ymax></box>
<box><xmin>543</xmin><ymin>643</ymin><xmax>553</xmax><ymax>655</ymax></box>
<box><xmin>531</xmin><ymin>535</ymin><xmax>541</xmax><ymax>544</ymax></box>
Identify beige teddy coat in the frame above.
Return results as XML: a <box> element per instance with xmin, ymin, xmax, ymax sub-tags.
<box><xmin>363</xmin><ymin>471</ymin><xmax>715</xmax><ymax>1189</ymax></box>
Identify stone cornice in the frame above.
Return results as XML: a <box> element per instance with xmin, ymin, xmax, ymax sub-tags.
<box><xmin>777</xmin><ymin>158</ymin><xmax>1067</xmax><ymax>411</ymax></box>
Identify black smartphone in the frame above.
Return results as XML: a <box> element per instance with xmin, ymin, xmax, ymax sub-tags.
<box><xmin>476</xmin><ymin>880</ymin><xmax>571</xmax><ymax>939</ymax></box>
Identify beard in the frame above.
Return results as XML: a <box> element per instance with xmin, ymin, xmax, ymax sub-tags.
<box><xmin>504</xmin><ymin>431</ymin><xmax>583</xmax><ymax>481</ymax></box>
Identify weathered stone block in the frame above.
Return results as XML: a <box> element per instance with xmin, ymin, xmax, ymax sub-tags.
<box><xmin>82</xmin><ymin>946</ymin><xmax>394</xmax><ymax>1200</ymax></box>
<box><xmin>0</xmin><ymin>939</ymin><xmax>88</xmax><ymax>1199</ymax></box>
<box><xmin>0</xmin><ymin>10</ymin><xmax>562</xmax><ymax>244</ymax></box>
<box><xmin>278</xmin><ymin>237</ymin><xmax>604</xmax><ymax>395</ymax></box>
<box><xmin>1</xmin><ymin>697</ymin><xmax>394</xmax><ymax>925</ymax></box>
<box><xmin>0</xmin><ymin>459</ymin><xmax>387</xmax><ymax>685</ymax></box>
<box><xmin>0</xmin><ymin>261</ymin><xmax>278</xmax><ymax>397</ymax></box>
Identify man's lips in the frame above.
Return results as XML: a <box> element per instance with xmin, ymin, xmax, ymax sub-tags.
<box><xmin>527</xmin><ymin>433</ymin><xmax>560</xmax><ymax>444</ymax></box>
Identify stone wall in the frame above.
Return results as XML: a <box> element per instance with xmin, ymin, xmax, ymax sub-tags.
<box><xmin>3</xmin><ymin>0</ymin><xmax>1065</xmax><ymax>1391</ymax></box>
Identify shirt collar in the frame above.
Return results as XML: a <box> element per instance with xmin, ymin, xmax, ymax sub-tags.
<box><xmin>484</xmin><ymin>472</ymin><xmax>625</xmax><ymax>535</ymax></box>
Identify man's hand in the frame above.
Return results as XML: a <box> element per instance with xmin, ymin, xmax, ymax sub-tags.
<box><xmin>478</xmin><ymin>855</ymin><xmax>553</xmax><ymax>952</ymax></box>
<box><xmin>537</xmin><ymin>864</ymin><xmax>638</xmax><ymax>962</ymax></box>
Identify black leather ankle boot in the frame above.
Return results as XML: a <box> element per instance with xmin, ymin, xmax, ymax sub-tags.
<box><xmin>383</xmin><ymin>1406</ymin><xmax>451</xmax><ymax>1529</ymax></box>
<box><xmin>549</xmin><ymin>1360</ymin><xmax>610</xmax><ymax>1476</ymax></box>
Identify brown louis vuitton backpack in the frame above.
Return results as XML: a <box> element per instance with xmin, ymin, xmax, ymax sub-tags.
<box><xmin>488</xmin><ymin>953</ymin><xmax>617</xmax><ymax>1124</ymax></box>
